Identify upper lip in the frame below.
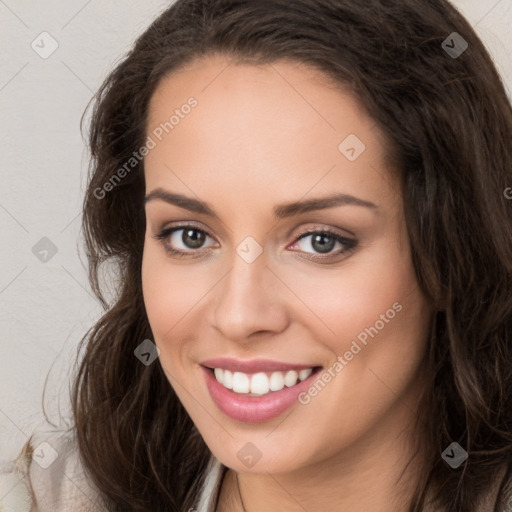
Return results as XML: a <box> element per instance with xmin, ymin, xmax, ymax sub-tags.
<box><xmin>201</xmin><ymin>358</ymin><xmax>320</xmax><ymax>373</ymax></box>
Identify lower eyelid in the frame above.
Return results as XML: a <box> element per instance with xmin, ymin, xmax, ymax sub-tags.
<box><xmin>294</xmin><ymin>236</ymin><xmax>356</xmax><ymax>258</ymax></box>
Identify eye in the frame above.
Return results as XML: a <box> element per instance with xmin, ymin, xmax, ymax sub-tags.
<box><xmin>152</xmin><ymin>224</ymin><xmax>217</xmax><ymax>258</ymax></box>
<box><xmin>289</xmin><ymin>228</ymin><xmax>357</xmax><ymax>261</ymax></box>
<box><xmin>152</xmin><ymin>224</ymin><xmax>357</xmax><ymax>262</ymax></box>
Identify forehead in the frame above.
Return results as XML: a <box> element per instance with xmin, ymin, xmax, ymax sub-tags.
<box><xmin>147</xmin><ymin>54</ymin><xmax>370</xmax><ymax>141</ymax></box>
<box><xmin>144</xmin><ymin>55</ymin><xmax>399</xmax><ymax>210</ymax></box>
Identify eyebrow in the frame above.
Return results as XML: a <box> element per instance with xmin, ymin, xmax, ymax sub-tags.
<box><xmin>144</xmin><ymin>188</ymin><xmax>378</xmax><ymax>219</ymax></box>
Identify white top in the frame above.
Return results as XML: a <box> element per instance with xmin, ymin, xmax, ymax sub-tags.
<box><xmin>0</xmin><ymin>422</ymin><xmax>225</xmax><ymax>512</ymax></box>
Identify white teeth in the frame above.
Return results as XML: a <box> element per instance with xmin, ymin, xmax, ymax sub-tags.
<box><xmin>250</xmin><ymin>372</ymin><xmax>270</xmax><ymax>395</ymax></box>
<box><xmin>214</xmin><ymin>367</ymin><xmax>223</xmax><ymax>382</ymax></box>
<box><xmin>299</xmin><ymin>368</ymin><xmax>313</xmax><ymax>381</ymax></box>
<box><xmin>212</xmin><ymin>367</ymin><xmax>315</xmax><ymax>396</ymax></box>
<box><xmin>284</xmin><ymin>370</ymin><xmax>298</xmax><ymax>387</ymax></box>
<box><xmin>232</xmin><ymin>372</ymin><xmax>250</xmax><ymax>393</ymax></box>
<box><xmin>223</xmin><ymin>369</ymin><xmax>233</xmax><ymax>389</ymax></box>
<box><xmin>269</xmin><ymin>371</ymin><xmax>284</xmax><ymax>391</ymax></box>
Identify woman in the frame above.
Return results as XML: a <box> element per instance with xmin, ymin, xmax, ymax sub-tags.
<box><xmin>3</xmin><ymin>0</ymin><xmax>512</xmax><ymax>510</ymax></box>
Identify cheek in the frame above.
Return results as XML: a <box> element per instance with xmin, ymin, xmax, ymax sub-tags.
<box><xmin>277</xmin><ymin>238</ymin><xmax>419</xmax><ymax>347</ymax></box>
<box><xmin>142</xmin><ymin>221</ymin><xmax>428</xmax><ymax>366</ymax></box>
<box><xmin>141</xmin><ymin>245</ymin><xmax>184</xmax><ymax>353</ymax></box>
<box><xmin>141</xmin><ymin>241</ymin><xmax>215</xmax><ymax>365</ymax></box>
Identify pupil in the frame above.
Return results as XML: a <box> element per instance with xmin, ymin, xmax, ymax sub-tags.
<box><xmin>312</xmin><ymin>234</ymin><xmax>335</xmax><ymax>253</ymax></box>
<box><xmin>183</xmin><ymin>229</ymin><xmax>205</xmax><ymax>248</ymax></box>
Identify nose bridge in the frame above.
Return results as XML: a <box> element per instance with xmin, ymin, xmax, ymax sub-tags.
<box><xmin>212</xmin><ymin>245</ymin><xmax>287</xmax><ymax>340</ymax></box>
<box><xmin>225</xmin><ymin>253</ymin><xmax>264</xmax><ymax>303</ymax></box>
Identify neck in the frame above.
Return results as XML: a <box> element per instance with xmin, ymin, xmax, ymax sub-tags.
<box><xmin>217</xmin><ymin>401</ymin><xmax>432</xmax><ymax>512</ymax></box>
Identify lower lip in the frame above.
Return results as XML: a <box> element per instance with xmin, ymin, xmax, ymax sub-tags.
<box><xmin>201</xmin><ymin>366</ymin><xmax>320</xmax><ymax>423</ymax></box>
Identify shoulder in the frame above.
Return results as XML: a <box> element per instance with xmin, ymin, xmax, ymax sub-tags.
<box><xmin>0</xmin><ymin>421</ymin><xmax>106</xmax><ymax>512</ymax></box>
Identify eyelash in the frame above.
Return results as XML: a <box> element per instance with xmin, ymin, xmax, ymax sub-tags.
<box><xmin>152</xmin><ymin>224</ymin><xmax>357</xmax><ymax>262</ymax></box>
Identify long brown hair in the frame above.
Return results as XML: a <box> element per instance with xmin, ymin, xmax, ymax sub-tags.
<box><xmin>72</xmin><ymin>1</ymin><xmax>512</xmax><ymax>510</ymax></box>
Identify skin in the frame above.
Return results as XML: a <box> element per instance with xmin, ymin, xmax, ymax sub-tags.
<box><xmin>141</xmin><ymin>54</ymin><xmax>434</xmax><ymax>511</ymax></box>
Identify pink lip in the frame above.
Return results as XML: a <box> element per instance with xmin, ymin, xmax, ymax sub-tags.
<box><xmin>201</xmin><ymin>357</ymin><xmax>316</xmax><ymax>374</ymax></box>
<box><xmin>201</xmin><ymin>364</ymin><xmax>321</xmax><ymax>423</ymax></box>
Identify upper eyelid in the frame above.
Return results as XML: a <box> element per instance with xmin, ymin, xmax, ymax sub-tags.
<box><xmin>158</xmin><ymin>222</ymin><xmax>216</xmax><ymax>240</ymax></box>
<box><xmin>294</xmin><ymin>226</ymin><xmax>353</xmax><ymax>239</ymax></box>
<box><xmin>156</xmin><ymin>222</ymin><xmax>352</xmax><ymax>238</ymax></box>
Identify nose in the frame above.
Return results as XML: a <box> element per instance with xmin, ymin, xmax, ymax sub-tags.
<box><xmin>211</xmin><ymin>249</ymin><xmax>289</xmax><ymax>343</ymax></box>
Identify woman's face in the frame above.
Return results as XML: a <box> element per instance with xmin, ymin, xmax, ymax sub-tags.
<box><xmin>142</xmin><ymin>54</ymin><xmax>432</xmax><ymax>475</ymax></box>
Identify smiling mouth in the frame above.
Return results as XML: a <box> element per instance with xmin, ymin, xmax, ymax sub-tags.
<box><xmin>206</xmin><ymin>366</ymin><xmax>323</xmax><ymax>396</ymax></box>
